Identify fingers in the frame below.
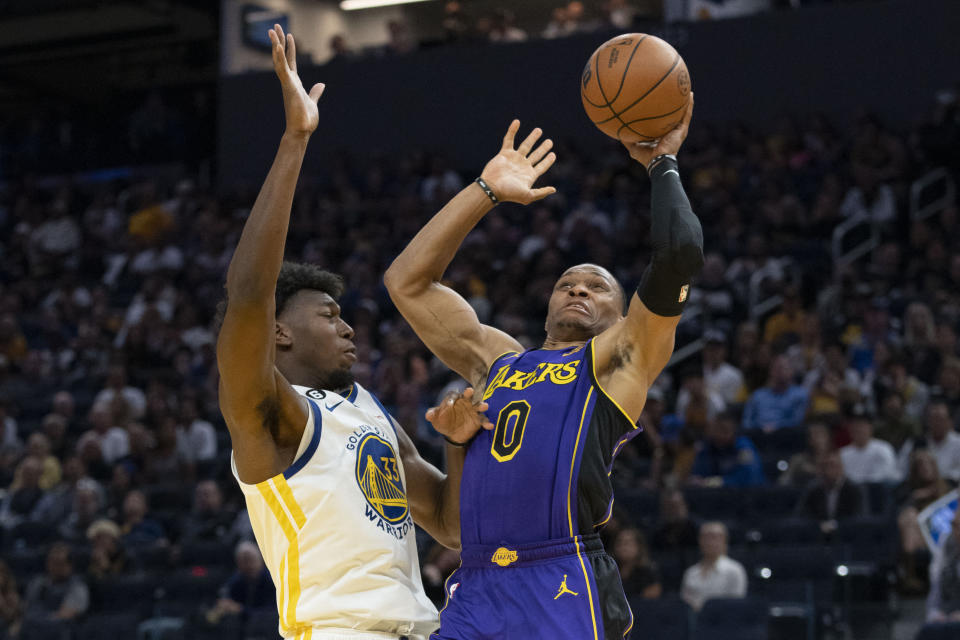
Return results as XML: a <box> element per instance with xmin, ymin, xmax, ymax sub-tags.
<box><xmin>462</xmin><ymin>388</ymin><xmax>475</xmax><ymax>401</ymax></box>
<box><xmin>501</xmin><ymin>119</ymin><xmax>520</xmax><ymax>151</ymax></box>
<box><xmin>517</xmin><ymin>127</ymin><xmax>542</xmax><ymax>156</ymax></box>
<box><xmin>425</xmin><ymin>407</ymin><xmax>436</xmax><ymax>421</ymax></box>
<box><xmin>528</xmin><ymin>138</ymin><xmax>553</xmax><ymax>164</ymax></box>
<box><xmin>308</xmin><ymin>83</ymin><xmax>326</xmax><ymax>104</ymax></box>
<box><xmin>528</xmin><ymin>186</ymin><xmax>557</xmax><ymax>202</ymax></box>
<box><xmin>683</xmin><ymin>92</ymin><xmax>695</xmax><ymax>127</ymax></box>
<box><xmin>286</xmin><ymin>33</ymin><xmax>297</xmax><ymax>72</ymax></box>
<box><xmin>533</xmin><ymin>152</ymin><xmax>556</xmax><ymax>177</ymax></box>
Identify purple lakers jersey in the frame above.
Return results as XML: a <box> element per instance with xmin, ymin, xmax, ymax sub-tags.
<box><xmin>459</xmin><ymin>338</ymin><xmax>642</xmax><ymax>546</ymax></box>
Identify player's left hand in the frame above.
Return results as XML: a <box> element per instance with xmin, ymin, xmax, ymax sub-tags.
<box><xmin>425</xmin><ymin>387</ymin><xmax>494</xmax><ymax>445</ymax></box>
<box><xmin>479</xmin><ymin>120</ymin><xmax>557</xmax><ymax>205</ymax></box>
<box><xmin>623</xmin><ymin>92</ymin><xmax>694</xmax><ymax>169</ymax></box>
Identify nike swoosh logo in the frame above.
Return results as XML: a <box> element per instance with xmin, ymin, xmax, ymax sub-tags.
<box><xmin>325</xmin><ymin>400</ymin><xmax>344</xmax><ymax>412</ymax></box>
<box><xmin>663</xmin><ymin>169</ymin><xmax>679</xmax><ymax>177</ymax></box>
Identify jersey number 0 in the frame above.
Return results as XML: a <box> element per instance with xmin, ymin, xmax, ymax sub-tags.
<box><xmin>491</xmin><ymin>400</ymin><xmax>531</xmax><ymax>462</ymax></box>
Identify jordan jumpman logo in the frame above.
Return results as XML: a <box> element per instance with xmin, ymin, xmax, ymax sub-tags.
<box><xmin>554</xmin><ymin>574</ymin><xmax>579</xmax><ymax>599</ymax></box>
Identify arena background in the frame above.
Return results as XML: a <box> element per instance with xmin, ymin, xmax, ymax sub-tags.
<box><xmin>1</xmin><ymin>1</ymin><xmax>959</xmax><ymax>639</ymax></box>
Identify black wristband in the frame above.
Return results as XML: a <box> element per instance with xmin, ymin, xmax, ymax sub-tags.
<box><xmin>648</xmin><ymin>154</ymin><xmax>678</xmax><ymax>177</ymax></box>
<box><xmin>474</xmin><ymin>177</ymin><xmax>499</xmax><ymax>204</ymax></box>
<box><xmin>443</xmin><ymin>434</ymin><xmax>472</xmax><ymax>448</ymax></box>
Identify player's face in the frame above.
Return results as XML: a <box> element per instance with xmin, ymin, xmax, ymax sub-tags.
<box><xmin>278</xmin><ymin>290</ymin><xmax>356</xmax><ymax>388</ymax></box>
<box><xmin>545</xmin><ymin>265</ymin><xmax>624</xmax><ymax>342</ymax></box>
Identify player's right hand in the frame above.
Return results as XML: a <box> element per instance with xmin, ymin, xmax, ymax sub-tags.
<box><xmin>425</xmin><ymin>387</ymin><xmax>494</xmax><ymax>445</ymax></box>
<box><xmin>623</xmin><ymin>92</ymin><xmax>694</xmax><ymax>169</ymax></box>
<box><xmin>479</xmin><ymin>120</ymin><xmax>557</xmax><ymax>205</ymax></box>
<box><xmin>268</xmin><ymin>24</ymin><xmax>325</xmax><ymax>138</ymax></box>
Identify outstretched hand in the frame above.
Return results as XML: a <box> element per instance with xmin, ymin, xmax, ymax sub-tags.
<box><xmin>268</xmin><ymin>24</ymin><xmax>325</xmax><ymax>138</ymax></box>
<box><xmin>623</xmin><ymin>93</ymin><xmax>694</xmax><ymax>169</ymax></box>
<box><xmin>479</xmin><ymin>120</ymin><xmax>557</xmax><ymax>205</ymax></box>
<box><xmin>425</xmin><ymin>387</ymin><xmax>494</xmax><ymax>446</ymax></box>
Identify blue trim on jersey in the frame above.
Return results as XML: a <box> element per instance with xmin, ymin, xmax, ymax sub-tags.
<box><xmin>368</xmin><ymin>390</ymin><xmax>399</xmax><ymax>437</ymax></box>
<box><xmin>283</xmin><ymin>398</ymin><xmax>323</xmax><ymax>479</ymax></box>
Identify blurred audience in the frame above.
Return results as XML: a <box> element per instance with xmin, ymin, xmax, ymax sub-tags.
<box><xmin>680</xmin><ymin>521</ymin><xmax>747</xmax><ymax>612</ymax></box>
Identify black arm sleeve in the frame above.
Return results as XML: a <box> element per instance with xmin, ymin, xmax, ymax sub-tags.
<box><xmin>636</xmin><ymin>156</ymin><xmax>704</xmax><ymax>317</ymax></box>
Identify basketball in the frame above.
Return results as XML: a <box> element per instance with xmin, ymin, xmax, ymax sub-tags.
<box><xmin>581</xmin><ymin>33</ymin><xmax>692</xmax><ymax>143</ymax></box>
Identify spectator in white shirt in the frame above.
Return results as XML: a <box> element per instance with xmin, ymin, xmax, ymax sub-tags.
<box><xmin>81</xmin><ymin>405</ymin><xmax>129</xmax><ymax>466</ymax></box>
<box><xmin>681</xmin><ymin>522</ymin><xmax>747</xmax><ymax>612</ymax></box>
<box><xmin>840</xmin><ymin>405</ymin><xmax>900</xmax><ymax>483</ymax></box>
<box><xmin>92</xmin><ymin>365</ymin><xmax>146</xmax><ymax>420</ymax></box>
<box><xmin>926</xmin><ymin>401</ymin><xmax>960</xmax><ymax>483</ymax></box>
<box><xmin>702</xmin><ymin>329</ymin><xmax>745</xmax><ymax>406</ymax></box>
<box><xmin>176</xmin><ymin>398</ymin><xmax>217</xmax><ymax>463</ymax></box>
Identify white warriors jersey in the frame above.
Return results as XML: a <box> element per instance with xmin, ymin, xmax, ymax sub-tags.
<box><xmin>231</xmin><ymin>383</ymin><xmax>438</xmax><ymax>639</ymax></box>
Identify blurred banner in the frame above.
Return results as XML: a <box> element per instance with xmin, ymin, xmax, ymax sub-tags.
<box><xmin>919</xmin><ymin>490</ymin><xmax>959</xmax><ymax>553</ymax></box>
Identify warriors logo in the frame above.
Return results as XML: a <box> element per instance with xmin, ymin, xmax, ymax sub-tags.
<box><xmin>355</xmin><ymin>433</ymin><xmax>409</xmax><ymax>525</ymax></box>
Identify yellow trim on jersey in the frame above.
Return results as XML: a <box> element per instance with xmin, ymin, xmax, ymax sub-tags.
<box><xmin>433</xmin><ymin>560</ymin><xmax>462</xmax><ymax>638</ymax></box>
<box><xmin>257</xmin><ymin>477</ymin><xmax>307</xmax><ymax>634</ymax></box>
<box><xmin>574</xmin><ymin>536</ymin><xmax>600</xmax><ymax>640</ymax></box>
<box><xmin>588</xmin><ymin>338</ymin><xmax>639</xmax><ymax>428</ymax></box>
<box><xmin>567</xmin><ymin>387</ymin><xmax>594</xmax><ymax>536</ymax></box>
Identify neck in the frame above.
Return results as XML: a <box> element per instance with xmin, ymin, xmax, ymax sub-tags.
<box><xmin>541</xmin><ymin>336</ymin><xmax>590</xmax><ymax>351</ymax></box>
<box><xmin>702</xmin><ymin>555</ymin><xmax>721</xmax><ymax>568</ymax></box>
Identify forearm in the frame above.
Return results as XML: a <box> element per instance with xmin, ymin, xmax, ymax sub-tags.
<box><xmin>225</xmin><ymin>133</ymin><xmax>310</xmax><ymax>300</ymax></box>
<box><xmin>385</xmin><ymin>183</ymin><xmax>493</xmax><ymax>292</ymax></box>
<box><xmin>434</xmin><ymin>443</ymin><xmax>467</xmax><ymax>550</ymax></box>
<box><xmin>637</xmin><ymin>156</ymin><xmax>704</xmax><ymax>317</ymax></box>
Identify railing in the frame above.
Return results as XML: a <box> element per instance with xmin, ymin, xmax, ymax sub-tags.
<box><xmin>910</xmin><ymin>167</ymin><xmax>956</xmax><ymax>222</ymax></box>
<box><xmin>832</xmin><ymin>216</ymin><xmax>880</xmax><ymax>270</ymax></box>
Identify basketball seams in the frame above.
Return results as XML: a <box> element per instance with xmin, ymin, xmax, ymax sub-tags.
<box><xmin>592</xmin><ymin>43</ymin><xmax>638</xmax><ymax>143</ymax></box>
<box><xmin>607</xmin><ymin>36</ymin><xmax>647</xmax><ymax>105</ymax></box>
<box><xmin>594</xmin><ymin>54</ymin><xmax>683</xmax><ymax>127</ymax></box>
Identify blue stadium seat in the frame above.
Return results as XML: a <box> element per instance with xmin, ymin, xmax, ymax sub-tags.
<box><xmin>76</xmin><ymin>613</ymin><xmax>139</xmax><ymax>640</ymax></box>
<box><xmin>92</xmin><ymin>575</ymin><xmax>163</xmax><ymax>615</ymax></box>
<box><xmin>654</xmin><ymin>552</ymin><xmax>688</xmax><ymax>593</ymax></box>
<box><xmin>862</xmin><ymin>482</ymin><xmax>895</xmax><ymax>517</ymax></box>
<box><xmin>837</xmin><ymin>516</ymin><xmax>897</xmax><ymax>566</ymax></box>
<box><xmin>628</xmin><ymin>596</ymin><xmax>690</xmax><ymax>640</ymax></box>
<box><xmin>916</xmin><ymin>622</ymin><xmax>960</xmax><ymax>640</ymax></box>
<box><xmin>180</xmin><ymin>541</ymin><xmax>235</xmax><ymax>568</ymax></box>
<box><xmin>19</xmin><ymin>617</ymin><xmax>71</xmax><ymax>640</ymax></box>
<box><xmin>693</xmin><ymin>597</ymin><xmax>768</xmax><ymax>640</ymax></box>
<box><xmin>615</xmin><ymin>489</ymin><xmax>660</xmax><ymax>527</ymax></box>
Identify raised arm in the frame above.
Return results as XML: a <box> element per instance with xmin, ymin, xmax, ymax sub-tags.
<box><xmin>384</xmin><ymin>121</ymin><xmax>555</xmax><ymax>387</ymax></box>
<box><xmin>216</xmin><ymin>25</ymin><xmax>325</xmax><ymax>484</ymax></box>
<box><xmin>594</xmin><ymin>96</ymin><xmax>703</xmax><ymax>421</ymax></box>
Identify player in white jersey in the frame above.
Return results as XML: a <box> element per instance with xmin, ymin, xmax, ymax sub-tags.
<box><xmin>216</xmin><ymin>25</ymin><xmax>493</xmax><ymax>640</ymax></box>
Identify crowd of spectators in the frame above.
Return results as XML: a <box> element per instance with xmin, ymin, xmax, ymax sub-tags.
<box><xmin>0</xmin><ymin>51</ymin><xmax>958</xmax><ymax>636</ymax></box>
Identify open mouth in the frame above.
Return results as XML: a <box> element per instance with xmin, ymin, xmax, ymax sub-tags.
<box><xmin>564</xmin><ymin>302</ymin><xmax>590</xmax><ymax>316</ymax></box>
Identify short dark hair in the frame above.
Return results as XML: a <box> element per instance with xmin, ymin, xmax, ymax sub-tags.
<box><xmin>275</xmin><ymin>261</ymin><xmax>344</xmax><ymax>317</ymax></box>
<box><xmin>215</xmin><ymin>262</ymin><xmax>345</xmax><ymax>332</ymax></box>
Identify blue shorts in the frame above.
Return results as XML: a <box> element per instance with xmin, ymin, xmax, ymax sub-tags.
<box><xmin>431</xmin><ymin>535</ymin><xmax>632</xmax><ymax>640</ymax></box>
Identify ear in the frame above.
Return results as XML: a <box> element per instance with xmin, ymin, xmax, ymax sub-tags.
<box><xmin>276</xmin><ymin>321</ymin><xmax>293</xmax><ymax>348</ymax></box>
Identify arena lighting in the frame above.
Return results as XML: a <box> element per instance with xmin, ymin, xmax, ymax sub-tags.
<box><xmin>340</xmin><ymin>0</ymin><xmax>436</xmax><ymax>10</ymax></box>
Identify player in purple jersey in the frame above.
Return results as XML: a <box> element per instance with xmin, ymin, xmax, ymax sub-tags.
<box><xmin>385</xmin><ymin>98</ymin><xmax>701</xmax><ymax>639</ymax></box>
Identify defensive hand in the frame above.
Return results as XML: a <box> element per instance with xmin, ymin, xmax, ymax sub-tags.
<box><xmin>268</xmin><ymin>24</ymin><xmax>325</xmax><ymax>138</ymax></box>
<box><xmin>426</xmin><ymin>387</ymin><xmax>494</xmax><ymax>445</ymax></box>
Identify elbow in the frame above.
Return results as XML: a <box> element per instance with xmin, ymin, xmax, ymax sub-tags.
<box><xmin>384</xmin><ymin>261</ymin><xmax>428</xmax><ymax>299</ymax></box>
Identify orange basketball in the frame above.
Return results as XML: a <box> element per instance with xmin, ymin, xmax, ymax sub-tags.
<box><xmin>581</xmin><ymin>33</ymin><xmax>691</xmax><ymax>143</ymax></box>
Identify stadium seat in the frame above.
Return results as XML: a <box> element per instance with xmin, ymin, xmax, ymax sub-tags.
<box><xmin>693</xmin><ymin>597</ymin><xmax>768</xmax><ymax>640</ymax></box>
<box><xmin>5</xmin><ymin>521</ymin><xmax>59</xmax><ymax>549</ymax></box>
<box><xmin>627</xmin><ymin>596</ymin><xmax>690</xmax><ymax>640</ymax></box>
<box><xmin>179</xmin><ymin>541</ymin><xmax>235</xmax><ymax>568</ymax></box>
<box><xmin>92</xmin><ymin>575</ymin><xmax>163</xmax><ymax>615</ymax></box>
<box><xmin>748</xmin><ymin>486</ymin><xmax>803</xmax><ymax>519</ymax></box>
<box><xmin>144</xmin><ymin>484</ymin><xmax>192</xmax><ymax>511</ymax></box>
<box><xmin>615</xmin><ymin>489</ymin><xmax>660</xmax><ymax>527</ymax></box>
<box><xmin>862</xmin><ymin>483</ymin><xmax>895</xmax><ymax>517</ymax></box>
<box><xmin>138</xmin><ymin>616</ymin><xmax>186</xmax><ymax>640</ymax></box>
<box><xmin>837</xmin><ymin>516</ymin><xmax>898</xmax><ymax>566</ymax></box>
<box><xmin>684</xmin><ymin>487</ymin><xmax>745</xmax><ymax>521</ymax></box>
<box><xmin>245</xmin><ymin>608</ymin><xmax>282</xmax><ymax>640</ymax></box>
<box><xmin>916</xmin><ymin>622</ymin><xmax>960</xmax><ymax>640</ymax></box>
<box><xmin>76</xmin><ymin>612</ymin><xmax>139</xmax><ymax>640</ymax></box>
<box><xmin>654</xmin><ymin>552</ymin><xmax>688</xmax><ymax>594</ymax></box>
<box><xmin>161</xmin><ymin>567</ymin><xmax>229</xmax><ymax>605</ymax></box>
<box><xmin>18</xmin><ymin>617</ymin><xmax>71</xmax><ymax>640</ymax></box>
<box><xmin>752</xmin><ymin>517</ymin><xmax>822</xmax><ymax>545</ymax></box>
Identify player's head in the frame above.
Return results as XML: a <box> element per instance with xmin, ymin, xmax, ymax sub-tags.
<box><xmin>273</xmin><ymin>262</ymin><xmax>356</xmax><ymax>391</ymax></box>
<box><xmin>545</xmin><ymin>264</ymin><xmax>626</xmax><ymax>343</ymax></box>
